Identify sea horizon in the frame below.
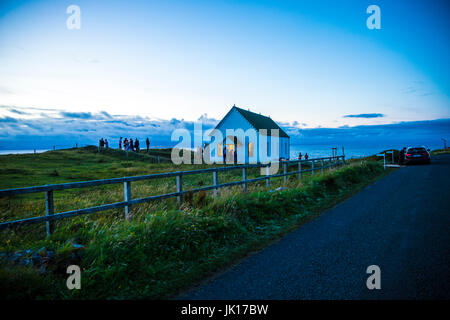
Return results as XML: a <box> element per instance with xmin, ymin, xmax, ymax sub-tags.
<box><xmin>0</xmin><ymin>142</ymin><xmax>444</xmax><ymax>159</ymax></box>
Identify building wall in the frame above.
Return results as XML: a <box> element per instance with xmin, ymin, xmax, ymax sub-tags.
<box><xmin>279</xmin><ymin>136</ymin><xmax>290</xmax><ymax>160</ymax></box>
<box><xmin>208</xmin><ymin>108</ymin><xmax>290</xmax><ymax>163</ymax></box>
<box><xmin>257</xmin><ymin>135</ymin><xmax>290</xmax><ymax>162</ymax></box>
<box><xmin>209</xmin><ymin>109</ymin><xmax>256</xmax><ymax>163</ymax></box>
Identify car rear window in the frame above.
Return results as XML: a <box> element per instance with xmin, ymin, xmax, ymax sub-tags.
<box><xmin>408</xmin><ymin>148</ymin><xmax>426</xmax><ymax>153</ymax></box>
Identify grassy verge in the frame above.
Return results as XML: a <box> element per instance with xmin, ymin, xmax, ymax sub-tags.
<box><xmin>0</xmin><ymin>148</ymin><xmax>391</xmax><ymax>299</ymax></box>
<box><xmin>430</xmin><ymin>148</ymin><xmax>450</xmax><ymax>156</ymax></box>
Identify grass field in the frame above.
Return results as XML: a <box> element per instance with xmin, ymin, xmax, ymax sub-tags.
<box><xmin>0</xmin><ymin>146</ymin><xmax>391</xmax><ymax>299</ymax></box>
<box><xmin>430</xmin><ymin>148</ymin><xmax>450</xmax><ymax>156</ymax></box>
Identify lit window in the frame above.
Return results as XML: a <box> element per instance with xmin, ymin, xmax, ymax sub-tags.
<box><xmin>248</xmin><ymin>142</ymin><xmax>253</xmax><ymax>157</ymax></box>
<box><xmin>218</xmin><ymin>143</ymin><xmax>223</xmax><ymax>156</ymax></box>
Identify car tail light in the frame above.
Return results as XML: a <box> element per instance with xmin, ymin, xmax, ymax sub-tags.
<box><xmin>405</xmin><ymin>153</ymin><xmax>411</xmax><ymax>157</ymax></box>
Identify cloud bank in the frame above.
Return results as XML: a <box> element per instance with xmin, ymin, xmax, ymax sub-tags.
<box><xmin>0</xmin><ymin>106</ymin><xmax>219</xmax><ymax>149</ymax></box>
<box><xmin>343</xmin><ymin>113</ymin><xmax>385</xmax><ymax>118</ymax></box>
<box><xmin>0</xmin><ymin>105</ymin><xmax>448</xmax><ymax>151</ymax></box>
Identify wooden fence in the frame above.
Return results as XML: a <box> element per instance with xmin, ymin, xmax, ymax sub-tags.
<box><xmin>0</xmin><ymin>156</ymin><xmax>345</xmax><ymax>236</ymax></box>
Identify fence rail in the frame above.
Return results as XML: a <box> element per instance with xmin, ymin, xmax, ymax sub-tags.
<box><xmin>0</xmin><ymin>156</ymin><xmax>345</xmax><ymax>236</ymax></box>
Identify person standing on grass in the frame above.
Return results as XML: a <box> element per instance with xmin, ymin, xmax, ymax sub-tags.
<box><xmin>304</xmin><ymin>153</ymin><xmax>309</xmax><ymax>160</ymax></box>
<box><xmin>119</xmin><ymin>137</ymin><xmax>122</xmax><ymax>150</ymax></box>
<box><xmin>130</xmin><ymin>138</ymin><xmax>134</xmax><ymax>152</ymax></box>
<box><xmin>135</xmin><ymin>138</ymin><xmax>140</xmax><ymax>153</ymax></box>
<box><xmin>234</xmin><ymin>149</ymin><xmax>237</xmax><ymax>164</ymax></box>
<box><xmin>105</xmin><ymin>139</ymin><xmax>109</xmax><ymax>149</ymax></box>
<box><xmin>146</xmin><ymin>137</ymin><xmax>150</xmax><ymax>153</ymax></box>
<box><xmin>298</xmin><ymin>152</ymin><xmax>302</xmax><ymax>160</ymax></box>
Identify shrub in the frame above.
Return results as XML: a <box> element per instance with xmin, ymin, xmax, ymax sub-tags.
<box><xmin>49</xmin><ymin>169</ymin><xmax>59</xmax><ymax>177</ymax></box>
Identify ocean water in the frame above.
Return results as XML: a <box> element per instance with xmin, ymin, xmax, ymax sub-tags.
<box><xmin>289</xmin><ymin>143</ymin><xmax>440</xmax><ymax>160</ymax></box>
<box><xmin>0</xmin><ymin>149</ymin><xmax>49</xmax><ymax>155</ymax></box>
<box><xmin>290</xmin><ymin>145</ymin><xmax>378</xmax><ymax>159</ymax></box>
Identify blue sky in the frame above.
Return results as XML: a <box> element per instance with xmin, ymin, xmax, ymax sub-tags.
<box><xmin>0</xmin><ymin>0</ymin><xmax>449</xmax><ymax>150</ymax></box>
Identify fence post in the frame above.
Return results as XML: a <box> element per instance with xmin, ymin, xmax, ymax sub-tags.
<box><xmin>124</xmin><ymin>181</ymin><xmax>132</xmax><ymax>221</ymax></box>
<box><xmin>213</xmin><ymin>170</ymin><xmax>218</xmax><ymax>197</ymax></box>
<box><xmin>298</xmin><ymin>161</ymin><xmax>302</xmax><ymax>180</ymax></box>
<box><xmin>45</xmin><ymin>190</ymin><xmax>54</xmax><ymax>236</ymax></box>
<box><xmin>242</xmin><ymin>167</ymin><xmax>247</xmax><ymax>192</ymax></box>
<box><xmin>176</xmin><ymin>173</ymin><xmax>182</xmax><ymax>206</ymax></box>
<box><xmin>266</xmin><ymin>165</ymin><xmax>270</xmax><ymax>188</ymax></box>
<box><xmin>283</xmin><ymin>162</ymin><xmax>287</xmax><ymax>184</ymax></box>
<box><xmin>386</xmin><ymin>150</ymin><xmax>394</xmax><ymax>164</ymax></box>
<box><xmin>321</xmin><ymin>159</ymin><xmax>324</xmax><ymax>175</ymax></box>
<box><xmin>311</xmin><ymin>160</ymin><xmax>315</xmax><ymax>176</ymax></box>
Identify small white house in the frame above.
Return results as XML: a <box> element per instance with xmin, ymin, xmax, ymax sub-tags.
<box><xmin>207</xmin><ymin>105</ymin><xmax>290</xmax><ymax>164</ymax></box>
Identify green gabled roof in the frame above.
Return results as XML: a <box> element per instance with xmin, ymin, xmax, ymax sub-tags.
<box><xmin>233</xmin><ymin>106</ymin><xmax>289</xmax><ymax>138</ymax></box>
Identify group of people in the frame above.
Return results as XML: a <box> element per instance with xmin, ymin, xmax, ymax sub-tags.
<box><xmin>99</xmin><ymin>137</ymin><xmax>151</xmax><ymax>153</ymax></box>
<box><xmin>298</xmin><ymin>152</ymin><xmax>309</xmax><ymax>160</ymax></box>
<box><xmin>122</xmin><ymin>137</ymin><xmax>140</xmax><ymax>152</ymax></box>
<box><xmin>98</xmin><ymin>138</ymin><xmax>109</xmax><ymax>149</ymax></box>
<box><xmin>118</xmin><ymin>137</ymin><xmax>151</xmax><ymax>153</ymax></box>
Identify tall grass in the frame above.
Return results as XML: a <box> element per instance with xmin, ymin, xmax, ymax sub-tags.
<box><xmin>0</xmin><ymin>153</ymin><xmax>387</xmax><ymax>299</ymax></box>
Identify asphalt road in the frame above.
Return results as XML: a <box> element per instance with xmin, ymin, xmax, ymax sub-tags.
<box><xmin>179</xmin><ymin>154</ymin><xmax>450</xmax><ymax>299</ymax></box>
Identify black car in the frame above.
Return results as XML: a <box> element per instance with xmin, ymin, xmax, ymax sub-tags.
<box><xmin>404</xmin><ymin>146</ymin><xmax>431</xmax><ymax>164</ymax></box>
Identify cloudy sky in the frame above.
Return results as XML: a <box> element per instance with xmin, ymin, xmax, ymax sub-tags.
<box><xmin>0</xmin><ymin>0</ymin><xmax>449</xmax><ymax>150</ymax></box>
